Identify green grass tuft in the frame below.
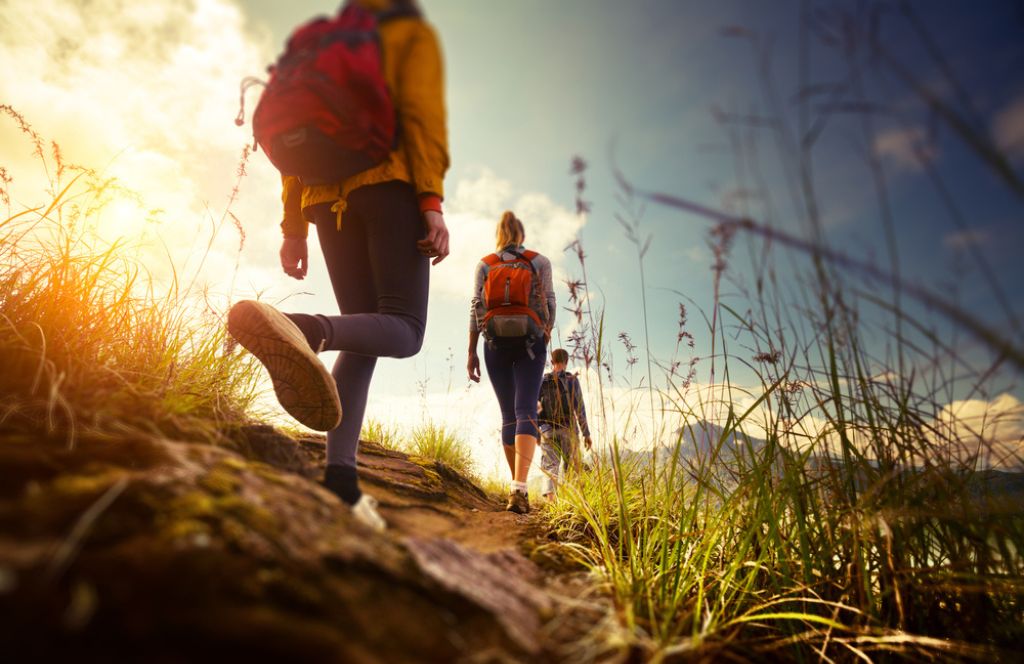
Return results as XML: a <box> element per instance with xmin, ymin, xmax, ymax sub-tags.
<box><xmin>407</xmin><ymin>421</ymin><xmax>476</xmax><ymax>478</ymax></box>
<box><xmin>360</xmin><ymin>418</ymin><xmax>403</xmax><ymax>451</ymax></box>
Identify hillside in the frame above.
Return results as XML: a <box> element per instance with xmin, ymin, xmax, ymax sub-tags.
<box><xmin>0</xmin><ymin>425</ymin><xmax>608</xmax><ymax>662</ymax></box>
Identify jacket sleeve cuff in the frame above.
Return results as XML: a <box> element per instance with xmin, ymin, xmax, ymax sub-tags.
<box><xmin>412</xmin><ymin>164</ymin><xmax>445</xmax><ymax>196</ymax></box>
<box><xmin>418</xmin><ymin>193</ymin><xmax>443</xmax><ymax>214</ymax></box>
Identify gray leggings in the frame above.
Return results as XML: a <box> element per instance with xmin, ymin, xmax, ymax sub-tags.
<box><xmin>540</xmin><ymin>427</ymin><xmax>579</xmax><ymax>494</ymax></box>
<box><xmin>311</xmin><ymin>181</ymin><xmax>429</xmax><ymax>467</ymax></box>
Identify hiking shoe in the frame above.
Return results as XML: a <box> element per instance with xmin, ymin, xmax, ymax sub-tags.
<box><xmin>227</xmin><ymin>300</ymin><xmax>341</xmax><ymax>431</ymax></box>
<box><xmin>505</xmin><ymin>490</ymin><xmax>530</xmax><ymax>515</ymax></box>
<box><xmin>352</xmin><ymin>494</ymin><xmax>387</xmax><ymax>533</ymax></box>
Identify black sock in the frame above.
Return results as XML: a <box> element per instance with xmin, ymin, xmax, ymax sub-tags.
<box><xmin>323</xmin><ymin>464</ymin><xmax>362</xmax><ymax>505</ymax></box>
<box><xmin>286</xmin><ymin>313</ymin><xmax>329</xmax><ymax>352</ymax></box>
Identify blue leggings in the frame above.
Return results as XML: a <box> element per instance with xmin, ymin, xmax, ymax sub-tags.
<box><xmin>484</xmin><ymin>337</ymin><xmax>547</xmax><ymax>446</ymax></box>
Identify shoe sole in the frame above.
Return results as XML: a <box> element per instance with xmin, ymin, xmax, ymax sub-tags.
<box><xmin>228</xmin><ymin>300</ymin><xmax>341</xmax><ymax>431</ymax></box>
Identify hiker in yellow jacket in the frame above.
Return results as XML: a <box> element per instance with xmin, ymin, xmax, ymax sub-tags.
<box><xmin>229</xmin><ymin>0</ymin><xmax>449</xmax><ymax>532</ymax></box>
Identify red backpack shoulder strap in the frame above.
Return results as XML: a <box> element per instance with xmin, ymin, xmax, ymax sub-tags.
<box><xmin>520</xmin><ymin>249</ymin><xmax>539</xmax><ymax>261</ymax></box>
<box><xmin>482</xmin><ymin>253</ymin><xmax>501</xmax><ymax>267</ymax></box>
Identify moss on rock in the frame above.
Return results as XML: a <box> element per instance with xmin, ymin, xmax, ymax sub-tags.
<box><xmin>0</xmin><ymin>426</ymin><xmax>565</xmax><ymax>662</ymax></box>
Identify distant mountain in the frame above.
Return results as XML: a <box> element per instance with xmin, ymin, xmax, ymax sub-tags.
<box><xmin>964</xmin><ymin>469</ymin><xmax>1024</xmax><ymax>502</ymax></box>
<box><xmin>595</xmin><ymin>421</ymin><xmax>1024</xmax><ymax>510</ymax></box>
<box><xmin>594</xmin><ymin>420</ymin><xmax>772</xmax><ymax>473</ymax></box>
<box><xmin>674</xmin><ymin>421</ymin><xmax>768</xmax><ymax>460</ymax></box>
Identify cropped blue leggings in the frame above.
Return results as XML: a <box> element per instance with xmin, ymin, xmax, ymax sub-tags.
<box><xmin>483</xmin><ymin>337</ymin><xmax>547</xmax><ymax>446</ymax></box>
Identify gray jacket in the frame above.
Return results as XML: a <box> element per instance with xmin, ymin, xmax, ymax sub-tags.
<box><xmin>470</xmin><ymin>245</ymin><xmax>556</xmax><ymax>332</ymax></box>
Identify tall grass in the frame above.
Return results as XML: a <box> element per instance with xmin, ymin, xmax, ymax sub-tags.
<box><xmin>548</xmin><ymin>401</ymin><xmax>1024</xmax><ymax>659</ymax></box>
<box><xmin>551</xmin><ymin>235</ymin><xmax>1024</xmax><ymax>659</ymax></box>
<box><xmin>0</xmin><ymin>109</ymin><xmax>259</xmax><ymax>446</ymax></box>
<box><xmin>546</xmin><ymin>5</ymin><xmax>1024</xmax><ymax>660</ymax></box>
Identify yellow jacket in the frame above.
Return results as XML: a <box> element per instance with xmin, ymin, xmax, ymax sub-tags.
<box><xmin>280</xmin><ymin>11</ymin><xmax>449</xmax><ymax>238</ymax></box>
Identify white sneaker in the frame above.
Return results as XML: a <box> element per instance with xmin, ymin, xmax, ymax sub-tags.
<box><xmin>351</xmin><ymin>494</ymin><xmax>387</xmax><ymax>533</ymax></box>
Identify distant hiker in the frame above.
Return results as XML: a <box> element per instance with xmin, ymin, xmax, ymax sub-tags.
<box><xmin>538</xmin><ymin>348</ymin><xmax>592</xmax><ymax>500</ymax></box>
<box><xmin>228</xmin><ymin>0</ymin><xmax>448</xmax><ymax>533</ymax></box>
<box><xmin>467</xmin><ymin>211</ymin><xmax>555</xmax><ymax>515</ymax></box>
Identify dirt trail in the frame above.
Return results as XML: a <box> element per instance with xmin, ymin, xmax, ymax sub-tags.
<box><xmin>355</xmin><ymin>439</ymin><xmax>537</xmax><ymax>552</ymax></box>
<box><xmin>0</xmin><ymin>424</ymin><xmax>613</xmax><ymax>662</ymax></box>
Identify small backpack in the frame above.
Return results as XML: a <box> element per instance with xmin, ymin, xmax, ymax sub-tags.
<box><xmin>539</xmin><ymin>371</ymin><xmax>574</xmax><ymax>429</ymax></box>
<box><xmin>239</xmin><ymin>3</ymin><xmax>413</xmax><ymax>185</ymax></box>
<box><xmin>480</xmin><ymin>249</ymin><xmax>545</xmax><ymax>344</ymax></box>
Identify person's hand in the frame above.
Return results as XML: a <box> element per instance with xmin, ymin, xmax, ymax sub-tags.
<box><xmin>544</xmin><ymin>328</ymin><xmax>552</xmax><ymax>343</ymax></box>
<box><xmin>418</xmin><ymin>210</ymin><xmax>449</xmax><ymax>265</ymax></box>
<box><xmin>584</xmin><ymin>436</ymin><xmax>593</xmax><ymax>451</ymax></box>
<box><xmin>467</xmin><ymin>352</ymin><xmax>481</xmax><ymax>383</ymax></box>
<box><xmin>280</xmin><ymin>236</ymin><xmax>308</xmax><ymax>280</ymax></box>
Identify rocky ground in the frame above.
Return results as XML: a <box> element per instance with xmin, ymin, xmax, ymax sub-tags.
<box><xmin>0</xmin><ymin>424</ymin><xmax>617</xmax><ymax>663</ymax></box>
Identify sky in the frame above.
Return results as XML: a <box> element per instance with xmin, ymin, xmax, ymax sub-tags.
<box><xmin>1</xmin><ymin>0</ymin><xmax>1022</xmax><ymax>475</ymax></box>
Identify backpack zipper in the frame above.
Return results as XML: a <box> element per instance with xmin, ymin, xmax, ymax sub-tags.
<box><xmin>503</xmin><ymin>277</ymin><xmax>511</xmax><ymax>305</ymax></box>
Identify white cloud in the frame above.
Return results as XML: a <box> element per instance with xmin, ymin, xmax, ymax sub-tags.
<box><xmin>873</xmin><ymin>127</ymin><xmax>937</xmax><ymax>172</ymax></box>
<box><xmin>0</xmin><ymin>0</ymin><xmax>282</xmax><ymax>297</ymax></box>
<box><xmin>931</xmin><ymin>393</ymin><xmax>1024</xmax><ymax>470</ymax></box>
<box><xmin>993</xmin><ymin>94</ymin><xmax>1024</xmax><ymax>161</ymax></box>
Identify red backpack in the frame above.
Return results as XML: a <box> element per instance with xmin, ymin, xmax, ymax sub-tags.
<box><xmin>481</xmin><ymin>249</ymin><xmax>546</xmax><ymax>345</ymax></box>
<box><xmin>237</xmin><ymin>3</ymin><xmax>414</xmax><ymax>185</ymax></box>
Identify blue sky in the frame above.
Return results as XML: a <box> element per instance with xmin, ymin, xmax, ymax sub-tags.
<box><xmin>2</xmin><ymin>0</ymin><xmax>1022</xmax><ymax>471</ymax></box>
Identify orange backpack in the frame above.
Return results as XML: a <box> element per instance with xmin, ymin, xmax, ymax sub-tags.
<box><xmin>481</xmin><ymin>249</ymin><xmax>545</xmax><ymax>343</ymax></box>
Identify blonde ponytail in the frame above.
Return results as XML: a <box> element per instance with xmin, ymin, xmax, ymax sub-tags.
<box><xmin>495</xmin><ymin>210</ymin><xmax>525</xmax><ymax>251</ymax></box>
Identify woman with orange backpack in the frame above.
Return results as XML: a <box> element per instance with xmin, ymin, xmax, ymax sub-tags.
<box><xmin>467</xmin><ymin>212</ymin><xmax>555</xmax><ymax>514</ymax></box>
<box><xmin>228</xmin><ymin>0</ymin><xmax>448</xmax><ymax>532</ymax></box>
